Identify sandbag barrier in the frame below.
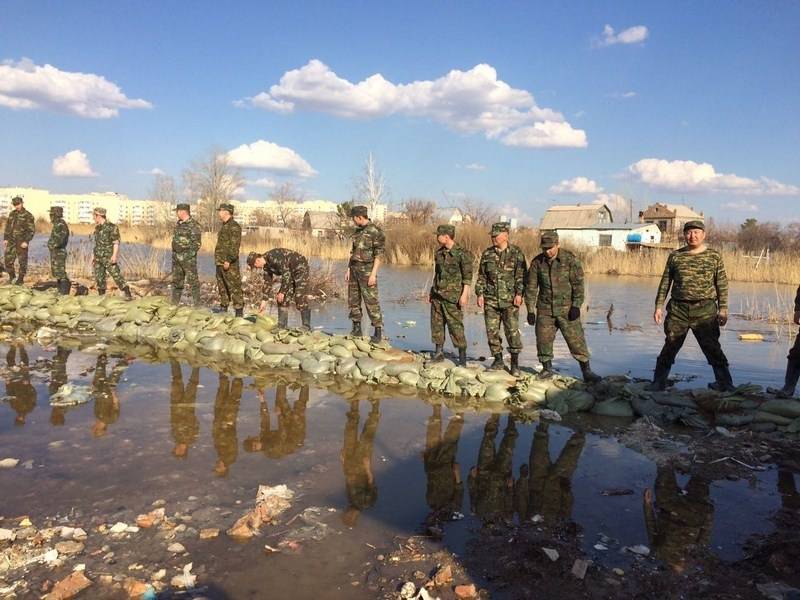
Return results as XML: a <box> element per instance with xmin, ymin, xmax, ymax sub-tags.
<box><xmin>1</xmin><ymin>284</ymin><xmax>799</xmax><ymax>436</ymax></box>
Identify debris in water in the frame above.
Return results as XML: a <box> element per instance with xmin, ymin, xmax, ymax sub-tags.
<box><xmin>49</xmin><ymin>384</ymin><xmax>92</xmax><ymax>407</ymax></box>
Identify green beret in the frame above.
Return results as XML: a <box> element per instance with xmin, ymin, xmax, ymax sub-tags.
<box><xmin>683</xmin><ymin>220</ymin><xmax>705</xmax><ymax>232</ymax></box>
<box><xmin>490</xmin><ymin>222</ymin><xmax>510</xmax><ymax>236</ymax></box>
<box><xmin>93</xmin><ymin>207</ymin><xmax>107</xmax><ymax>217</ymax></box>
<box><xmin>436</xmin><ymin>224</ymin><xmax>456</xmax><ymax>238</ymax></box>
<box><xmin>350</xmin><ymin>205</ymin><xmax>368</xmax><ymax>218</ymax></box>
<box><xmin>11</xmin><ymin>196</ymin><xmax>23</xmax><ymax>205</ymax></box>
<box><xmin>217</xmin><ymin>203</ymin><xmax>234</xmax><ymax>214</ymax></box>
<box><xmin>540</xmin><ymin>230</ymin><xmax>559</xmax><ymax>248</ymax></box>
<box><xmin>175</xmin><ymin>203</ymin><xmax>191</xmax><ymax>212</ymax></box>
<box><xmin>246</xmin><ymin>252</ymin><xmax>261</xmax><ymax>268</ymax></box>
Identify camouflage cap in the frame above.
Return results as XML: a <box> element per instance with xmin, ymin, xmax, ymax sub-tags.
<box><xmin>49</xmin><ymin>206</ymin><xmax>63</xmax><ymax>216</ymax></box>
<box><xmin>683</xmin><ymin>220</ymin><xmax>705</xmax><ymax>232</ymax></box>
<box><xmin>11</xmin><ymin>196</ymin><xmax>23</xmax><ymax>205</ymax></box>
<box><xmin>175</xmin><ymin>203</ymin><xmax>190</xmax><ymax>212</ymax></box>
<box><xmin>246</xmin><ymin>251</ymin><xmax>262</xmax><ymax>268</ymax></box>
<box><xmin>350</xmin><ymin>205</ymin><xmax>369</xmax><ymax>218</ymax></box>
<box><xmin>93</xmin><ymin>207</ymin><xmax>107</xmax><ymax>217</ymax></box>
<box><xmin>490</xmin><ymin>222</ymin><xmax>510</xmax><ymax>236</ymax></box>
<box><xmin>436</xmin><ymin>224</ymin><xmax>456</xmax><ymax>238</ymax></box>
<box><xmin>217</xmin><ymin>203</ymin><xmax>234</xmax><ymax>213</ymax></box>
<box><xmin>540</xmin><ymin>230</ymin><xmax>559</xmax><ymax>249</ymax></box>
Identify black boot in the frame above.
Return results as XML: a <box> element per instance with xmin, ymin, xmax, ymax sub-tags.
<box><xmin>645</xmin><ymin>360</ymin><xmax>671</xmax><ymax>391</ymax></box>
<box><xmin>123</xmin><ymin>285</ymin><xmax>133</xmax><ymax>300</ymax></box>
<box><xmin>510</xmin><ymin>353</ymin><xmax>521</xmax><ymax>377</ymax></box>
<box><xmin>708</xmin><ymin>364</ymin><xmax>735</xmax><ymax>392</ymax></box>
<box><xmin>234</xmin><ymin>307</ymin><xmax>244</xmax><ymax>318</ymax></box>
<box><xmin>539</xmin><ymin>360</ymin><xmax>554</xmax><ymax>379</ymax></box>
<box><xmin>58</xmin><ymin>279</ymin><xmax>71</xmax><ymax>295</ymax></box>
<box><xmin>171</xmin><ymin>287</ymin><xmax>182</xmax><ymax>305</ymax></box>
<box><xmin>97</xmin><ymin>286</ymin><xmax>106</xmax><ymax>296</ymax></box>
<box><xmin>351</xmin><ymin>320</ymin><xmax>362</xmax><ymax>337</ymax></box>
<box><xmin>6</xmin><ymin>270</ymin><xmax>15</xmax><ymax>283</ymax></box>
<box><xmin>277</xmin><ymin>307</ymin><xmax>289</xmax><ymax>329</ymax></box>
<box><xmin>579</xmin><ymin>361</ymin><xmax>601</xmax><ymax>383</ymax></box>
<box><xmin>370</xmin><ymin>326</ymin><xmax>382</xmax><ymax>344</ymax></box>
<box><xmin>300</xmin><ymin>308</ymin><xmax>311</xmax><ymax>331</ymax></box>
<box><xmin>432</xmin><ymin>344</ymin><xmax>445</xmax><ymax>362</ymax></box>
<box><xmin>14</xmin><ymin>275</ymin><xmax>24</xmax><ymax>286</ymax></box>
<box><xmin>768</xmin><ymin>360</ymin><xmax>800</xmax><ymax>398</ymax></box>
<box><xmin>490</xmin><ymin>353</ymin><xmax>505</xmax><ymax>370</ymax></box>
<box><xmin>457</xmin><ymin>348</ymin><xmax>467</xmax><ymax>367</ymax></box>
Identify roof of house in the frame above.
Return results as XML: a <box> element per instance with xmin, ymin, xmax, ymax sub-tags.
<box><xmin>540</xmin><ymin>204</ymin><xmax>613</xmax><ymax>229</ymax></box>
<box><xmin>302</xmin><ymin>210</ymin><xmax>338</xmax><ymax>229</ymax></box>
<box><xmin>642</xmin><ymin>202</ymin><xmax>703</xmax><ymax>220</ymax></box>
<box><xmin>555</xmin><ymin>223</ymin><xmax>661</xmax><ymax>232</ymax></box>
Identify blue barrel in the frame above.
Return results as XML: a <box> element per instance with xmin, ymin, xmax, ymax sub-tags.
<box><xmin>626</xmin><ymin>233</ymin><xmax>642</xmax><ymax>244</ymax></box>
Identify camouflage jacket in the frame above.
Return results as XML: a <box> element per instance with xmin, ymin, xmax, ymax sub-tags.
<box><xmin>475</xmin><ymin>244</ymin><xmax>527</xmax><ymax>307</ymax></box>
<box><xmin>432</xmin><ymin>244</ymin><xmax>473</xmax><ymax>303</ymax></box>
<box><xmin>47</xmin><ymin>218</ymin><xmax>70</xmax><ymax>251</ymax></box>
<box><xmin>4</xmin><ymin>208</ymin><xmax>35</xmax><ymax>244</ymax></box>
<box><xmin>172</xmin><ymin>217</ymin><xmax>201</xmax><ymax>257</ymax></box>
<box><xmin>263</xmin><ymin>248</ymin><xmax>308</xmax><ymax>296</ymax></box>
<box><xmin>349</xmin><ymin>221</ymin><xmax>385</xmax><ymax>266</ymax></box>
<box><xmin>214</xmin><ymin>219</ymin><xmax>241</xmax><ymax>265</ymax></box>
<box><xmin>93</xmin><ymin>221</ymin><xmax>121</xmax><ymax>259</ymax></box>
<box><xmin>655</xmin><ymin>247</ymin><xmax>729</xmax><ymax>310</ymax></box>
<box><xmin>525</xmin><ymin>249</ymin><xmax>585</xmax><ymax>312</ymax></box>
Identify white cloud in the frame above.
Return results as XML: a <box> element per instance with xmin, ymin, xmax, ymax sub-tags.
<box><xmin>597</xmin><ymin>24</ymin><xmax>649</xmax><ymax>47</ymax></box>
<box><xmin>462</xmin><ymin>163</ymin><xmax>487</xmax><ymax>171</ymax></box>
<box><xmin>627</xmin><ymin>158</ymin><xmax>800</xmax><ymax>196</ymax></box>
<box><xmin>608</xmin><ymin>91</ymin><xmax>637</xmax><ymax>99</ymax></box>
<box><xmin>138</xmin><ymin>167</ymin><xmax>165</xmax><ymax>176</ymax></box>
<box><xmin>550</xmin><ymin>176</ymin><xmax>603</xmax><ymax>195</ymax></box>
<box><xmin>238</xmin><ymin>60</ymin><xmax>587</xmax><ymax>149</ymax></box>
<box><xmin>52</xmin><ymin>149</ymin><xmax>98</xmax><ymax>177</ymax></box>
<box><xmin>721</xmin><ymin>200</ymin><xmax>759</xmax><ymax>212</ymax></box>
<box><xmin>226</xmin><ymin>140</ymin><xmax>317</xmax><ymax>178</ymax></box>
<box><xmin>0</xmin><ymin>57</ymin><xmax>152</xmax><ymax>118</ymax></box>
<box><xmin>248</xmin><ymin>177</ymin><xmax>278</xmax><ymax>189</ymax></box>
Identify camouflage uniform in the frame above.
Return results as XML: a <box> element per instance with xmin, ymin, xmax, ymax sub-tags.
<box><xmin>93</xmin><ymin>219</ymin><xmax>128</xmax><ymax>294</ymax></box>
<box><xmin>92</xmin><ymin>354</ymin><xmax>128</xmax><ymax>430</ymax></box>
<box><xmin>475</xmin><ymin>241</ymin><xmax>526</xmax><ymax>355</ymax></box>
<box><xmin>171</xmin><ymin>210</ymin><xmax>202</xmax><ymax>305</ymax></box>
<box><xmin>263</xmin><ymin>248</ymin><xmax>310</xmax><ymax>311</ymax></box>
<box><xmin>348</xmin><ymin>217</ymin><xmax>385</xmax><ymax>327</ymax></box>
<box><xmin>47</xmin><ymin>207</ymin><xmax>70</xmax><ymax>292</ymax></box>
<box><xmin>213</xmin><ymin>374</ymin><xmax>243</xmax><ymax>475</ymax></box>
<box><xmin>48</xmin><ymin>347</ymin><xmax>72</xmax><ymax>426</ymax></box>
<box><xmin>468</xmin><ymin>414</ymin><xmax>517</xmax><ymax>521</ymax></box>
<box><xmin>424</xmin><ymin>406</ymin><xmax>464</xmax><ymax>518</ymax></box>
<box><xmin>526</xmin><ymin>423</ymin><xmax>584</xmax><ymax>522</ymax></box>
<box><xmin>525</xmin><ymin>248</ymin><xmax>590</xmax><ymax>363</ymax></box>
<box><xmin>431</xmin><ymin>240</ymin><xmax>473</xmax><ymax>350</ymax></box>
<box><xmin>5</xmin><ymin>346</ymin><xmax>36</xmax><ymax>426</ymax></box>
<box><xmin>245</xmin><ymin>384</ymin><xmax>309</xmax><ymax>458</ymax></box>
<box><xmin>214</xmin><ymin>212</ymin><xmax>243</xmax><ymax>310</ymax></box>
<box><xmin>342</xmin><ymin>400</ymin><xmax>380</xmax><ymax>513</ymax></box>
<box><xmin>4</xmin><ymin>201</ymin><xmax>35</xmax><ymax>283</ymax></box>
<box><xmin>170</xmin><ymin>360</ymin><xmax>200</xmax><ymax>452</ymax></box>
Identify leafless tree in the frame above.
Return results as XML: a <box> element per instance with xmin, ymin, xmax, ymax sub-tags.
<box><xmin>401</xmin><ymin>198</ymin><xmax>437</xmax><ymax>225</ymax></box>
<box><xmin>456</xmin><ymin>196</ymin><xmax>498</xmax><ymax>226</ymax></box>
<box><xmin>182</xmin><ymin>149</ymin><xmax>243</xmax><ymax>232</ymax></box>
<box><xmin>149</xmin><ymin>173</ymin><xmax>178</xmax><ymax>230</ymax></box>
<box><xmin>270</xmin><ymin>182</ymin><xmax>304</xmax><ymax>227</ymax></box>
<box><xmin>353</xmin><ymin>153</ymin><xmax>387</xmax><ymax>219</ymax></box>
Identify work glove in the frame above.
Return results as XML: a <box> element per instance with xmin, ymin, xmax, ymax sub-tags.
<box><xmin>568</xmin><ymin>306</ymin><xmax>580</xmax><ymax>321</ymax></box>
<box><xmin>527</xmin><ymin>312</ymin><xmax>536</xmax><ymax>326</ymax></box>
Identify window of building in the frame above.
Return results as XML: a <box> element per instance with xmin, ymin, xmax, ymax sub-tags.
<box><xmin>599</xmin><ymin>234</ymin><xmax>612</xmax><ymax>247</ymax></box>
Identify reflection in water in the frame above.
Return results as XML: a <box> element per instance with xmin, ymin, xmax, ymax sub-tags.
<box><xmin>170</xmin><ymin>360</ymin><xmax>200</xmax><ymax>459</ymax></box>
<box><xmin>48</xmin><ymin>347</ymin><xmax>72</xmax><ymax>426</ymax></box>
<box><xmin>469</xmin><ymin>414</ymin><xmax>517</xmax><ymax>522</ymax></box>
<box><xmin>92</xmin><ymin>354</ymin><xmax>130</xmax><ymax>438</ymax></box>
<box><xmin>340</xmin><ymin>398</ymin><xmax>380</xmax><ymax>527</ymax></box>
<box><xmin>777</xmin><ymin>470</ymin><xmax>799</xmax><ymax>512</ymax></box>
<box><xmin>4</xmin><ymin>345</ymin><xmax>36</xmax><ymax>426</ymax></box>
<box><xmin>244</xmin><ymin>383</ymin><xmax>309</xmax><ymax>459</ymax></box>
<box><xmin>643</xmin><ymin>467</ymin><xmax>713</xmax><ymax>573</ymax></box>
<box><xmin>423</xmin><ymin>405</ymin><xmax>464</xmax><ymax>523</ymax></box>
<box><xmin>213</xmin><ymin>374</ymin><xmax>243</xmax><ymax>477</ymax></box>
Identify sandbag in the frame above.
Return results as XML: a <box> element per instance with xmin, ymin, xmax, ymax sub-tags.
<box><xmin>384</xmin><ymin>362</ymin><xmax>421</xmax><ymax>377</ymax></box>
<box><xmin>398</xmin><ymin>371</ymin><xmax>420</xmax><ymax>386</ymax></box>
<box><xmin>336</xmin><ymin>357</ymin><xmax>357</xmax><ymax>376</ymax></box>
<box><xmin>484</xmin><ymin>383</ymin><xmax>511</xmax><ymax>403</ymax></box>
<box><xmin>301</xmin><ymin>357</ymin><xmax>330</xmax><ymax>375</ymax></box>
<box><xmin>759</xmin><ymin>399</ymin><xmax>800</xmax><ymax>419</ymax></box>
<box><xmin>261</xmin><ymin>342</ymin><xmax>301</xmax><ymax>355</ymax></box>
<box><xmin>752</xmin><ymin>411</ymin><xmax>793</xmax><ymax>425</ymax></box>
<box><xmin>478</xmin><ymin>370</ymin><xmax>517</xmax><ymax>385</ymax></box>
<box><xmin>330</xmin><ymin>345</ymin><xmax>353</xmax><ymax>359</ymax></box>
<box><xmin>591</xmin><ymin>399</ymin><xmax>634</xmax><ymax>418</ymax></box>
<box><xmin>357</xmin><ymin>358</ymin><xmax>387</xmax><ymax>377</ymax></box>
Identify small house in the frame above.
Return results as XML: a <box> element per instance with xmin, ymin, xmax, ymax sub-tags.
<box><xmin>540</xmin><ymin>204</ymin><xmax>613</xmax><ymax>230</ymax></box>
<box><xmin>640</xmin><ymin>203</ymin><xmax>703</xmax><ymax>238</ymax></box>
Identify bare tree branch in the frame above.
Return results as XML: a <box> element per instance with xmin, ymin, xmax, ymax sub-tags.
<box><xmin>182</xmin><ymin>148</ymin><xmax>243</xmax><ymax>232</ymax></box>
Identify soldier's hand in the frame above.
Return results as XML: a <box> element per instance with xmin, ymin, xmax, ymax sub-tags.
<box><xmin>368</xmin><ymin>274</ymin><xmax>377</xmax><ymax>287</ymax></box>
<box><xmin>2</xmin><ymin>241</ymin><xmax>6</xmax><ymax>248</ymax></box>
<box><xmin>276</xmin><ymin>292</ymin><xmax>285</xmax><ymax>305</ymax></box>
<box><xmin>654</xmin><ymin>307</ymin><xmax>663</xmax><ymax>325</ymax></box>
<box><xmin>794</xmin><ymin>311</ymin><xmax>800</xmax><ymax>325</ymax></box>
<box><xmin>527</xmin><ymin>313</ymin><xmax>536</xmax><ymax>326</ymax></box>
<box><xmin>513</xmin><ymin>294</ymin><xmax>523</xmax><ymax>307</ymax></box>
<box><xmin>717</xmin><ymin>309</ymin><xmax>728</xmax><ymax>327</ymax></box>
<box><xmin>458</xmin><ymin>292</ymin><xmax>469</xmax><ymax>308</ymax></box>
<box><xmin>110</xmin><ymin>258</ymin><xmax>117</xmax><ymax>265</ymax></box>
<box><xmin>258</xmin><ymin>300</ymin><xmax>267</xmax><ymax>314</ymax></box>
<box><xmin>568</xmin><ymin>306</ymin><xmax>580</xmax><ymax>321</ymax></box>
<box><xmin>223</xmin><ymin>261</ymin><xmax>230</xmax><ymax>271</ymax></box>
<box><xmin>20</xmin><ymin>242</ymin><xmax>27</xmax><ymax>249</ymax></box>
<box><xmin>477</xmin><ymin>296</ymin><xmax>484</xmax><ymax>309</ymax></box>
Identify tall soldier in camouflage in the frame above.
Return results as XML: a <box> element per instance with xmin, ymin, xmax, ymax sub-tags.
<box><xmin>648</xmin><ymin>220</ymin><xmax>733</xmax><ymax>391</ymax></box>
<box><xmin>4</xmin><ymin>196</ymin><xmax>35</xmax><ymax>284</ymax></box>
<box><xmin>768</xmin><ymin>285</ymin><xmax>800</xmax><ymax>398</ymax></box>
<box><xmin>247</xmin><ymin>248</ymin><xmax>311</xmax><ymax>330</ymax></box>
<box><xmin>429</xmin><ymin>224</ymin><xmax>473</xmax><ymax>366</ymax></box>
<box><xmin>170</xmin><ymin>359</ymin><xmax>200</xmax><ymax>459</ymax></box>
<box><xmin>214</xmin><ymin>203</ymin><xmax>243</xmax><ymax>317</ymax></box>
<box><xmin>525</xmin><ymin>231</ymin><xmax>600</xmax><ymax>382</ymax></box>
<box><xmin>47</xmin><ymin>206</ymin><xmax>71</xmax><ymax>295</ymax></box>
<box><xmin>468</xmin><ymin>414</ymin><xmax>517</xmax><ymax>522</ymax></box>
<box><xmin>92</xmin><ymin>208</ymin><xmax>132</xmax><ymax>299</ymax></box>
<box><xmin>171</xmin><ymin>203</ymin><xmax>202</xmax><ymax>306</ymax></box>
<box><xmin>347</xmin><ymin>205</ymin><xmax>385</xmax><ymax>343</ymax></box>
<box><xmin>475</xmin><ymin>222</ymin><xmax>526</xmax><ymax>376</ymax></box>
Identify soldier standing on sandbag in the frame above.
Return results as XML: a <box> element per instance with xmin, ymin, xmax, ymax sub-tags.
<box><xmin>524</xmin><ymin>230</ymin><xmax>600</xmax><ymax>383</ymax></box>
<box><xmin>47</xmin><ymin>206</ymin><xmax>70</xmax><ymax>295</ymax></box>
<box><xmin>3</xmin><ymin>196</ymin><xmax>35</xmax><ymax>285</ymax></box>
<box><xmin>429</xmin><ymin>224</ymin><xmax>473</xmax><ymax>367</ymax></box>
<box><xmin>246</xmin><ymin>248</ymin><xmax>311</xmax><ymax>330</ymax></box>
<box><xmin>92</xmin><ymin>207</ymin><xmax>132</xmax><ymax>299</ymax></box>
<box><xmin>171</xmin><ymin>203</ymin><xmax>202</xmax><ymax>306</ymax></box>
<box><xmin>648</xmin><ymin>220</ymin><xmax>733</xmax><ymax>391</ymax></box>
<box><xmin>768</xmin><ymin>284</ymin><xmax>800</xmax><ymax>399</ymax></box>
<box><xmin>475</xmin><ymin>222</ymin><xmax>526</xmax><ymax>376</ymax></box>
<box><xmin>347</xmin><ymin>205</ymin><xmax>385</xmax><ymax>342</ymax></box>
<box><xmin>214</xmin><ymin>203</ymin><xmax>244</xmax><ymax>317</ymax></box>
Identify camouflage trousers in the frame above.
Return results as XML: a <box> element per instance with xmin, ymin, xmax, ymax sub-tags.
<box><xmin>535</xmin><ymin>307</ymin><xmax>590</xmax><ymax>363</ymax></box>
<box><xmin>4</xmin><ymin>242</ymin><xmax>29</xmax><ymax>279</ymax></box>
<box><xmin>430</xmin><ymin>296</ymin><xmax>466</xmax><ymax>349</ymax></box>
<box><xmin>348</xmin><ymin>264</ymin><xmax>383</xmax><ymax>327</ymax></box>
<box><xmin>94</xmin><ymin>257</ymin><xmax>127</xmax><ymax>293</ymax></box>
<box><xmin>172</xmin><ymin>253</ymin><xmax>200</xmax><ymax>305</ymax></box>
<box><xmin>473</xmin><ymin>415</ymin><xmax>518</xmax><ymax>519</ymax></box>
<box><xmin>49</xmin><ymin>248</ymin><xmax>68</xmax><ymax>281</ymax></box>
<box><xmin>216</xmin><ymin>263</ymin><xmax>243</xmax><ymax>309</ymax></box>
<box><xmin>656</xmin><ymin>299</ymin><xmax>728</xmax><ymax>368</ymax></box>
<box><xmin>279</xmin><ymin>264</ymin><xmax>310</xmax><ymax>311</ymax></box>
<box><xmin>483</xmin><ymin>302</ymin><xmax>522</xmax><ymax>355</ymax></box>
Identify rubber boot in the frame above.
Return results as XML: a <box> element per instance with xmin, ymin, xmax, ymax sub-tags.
<box><xmin>301</xmin><ymin>308</ymin><xmax>311</xmax><ymax>330</ymax></box>
<box><xmin>58</xmin><ymin>279</ymin><xmax>71</xmax><ymax>296</ymax></box>
<box><xmin>370</xmin><ymin>326</ymin><xmax>382</xmax><ymax>344</ymax></box>
<box><xmin>277</xmin><ymin>307</ymin><xmax>289</xmax><ymax>329</ymax></box>
<box><xmin>97</xmin><ymin>286</ymin><xmax>106</xmax><ymax>296</ymax></box>
<box><xmin>351</xmin><ymin>320</ymin><xmax>362</xmax><ymax>337</ymax></box>
<box><xmin>708</xmin><ymin>364</ymin><xmax>735</xmax><ymax>392</ymax></box>
<box><xmin>510</xmin><ymin>353</ymin><xmax>521</xmax><ymax>377</ymax></box>
<box><xmin>7</xmin><ymin>269</ymin><xmax>15</xmax><ymax>283</ymax></box>
<box><xmin>123</xmin><ymin>285</ymin><xmax>133</xmax><ymax>300</ymax></box>
<box><xmin>14</xmin><ymin>274</ymin><xmax>24</xmax><ymax>286</ymax></box>
<box><xmin>234</xmin><ymin>308</ymin><xmax>244</xmax><ymax>318</ymax></box>
<box><xmin>432</xmin><ymin>344</ymin><xmax>445</xmax><ymax>362</ymax></box>
<box><xmin>645</xmin><ymin>361</ymin><xmax>671</xmax><ymax>391</ymax></box>
<box><xmin>457</xmin><ymin>348</ymin><xmax>467</xmax><ymax>367</ymax></box>
<box><xmin>539</xmin><ymin>361</ymin><xmax>554</xmax><ymax>379</ymax></box>
<box><xmin>579</xmin><ymin>361</ymin><xmax>601</xmax><ymax>383</ymax></box>
<box><xmin>768</xmin><ymin>360</ymin><xmax>800</xmax><ymax>398</ymax></box>
<box><xmin>490</xmin><ymin>353</ymin><xmax>505</xmax><ymax>371</ymax></box>
<box><xmin>171</xmin><ymin>288</ymin><xmax>182</xmax><ymax>305</ymax></box>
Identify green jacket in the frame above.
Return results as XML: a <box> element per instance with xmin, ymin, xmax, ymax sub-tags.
<box><xmin>525</xmin><ymin>249</ymin><xmax>585</xmax><ymax>313</ymax></box>
<box><xmin>4</xmin><ymin>208</ymin><xmax>35</xmax><ymax>244</ymax></box>
<box><xmin>432</xmin><ymin>244</ymin><xmax>473</xmax><ymax>303</ymax></box>
<box><xmin>263</xmin><ymin>248</ymin><xmax>308</xmax><ymax>296</ymax></box>
<box><xmin>172</xmin><ymin>217</ymin><xmax>202</xmax><ymax>257</ymax></box>
<box><xmin>349</xmin><ymin>221</ymin><xmax>385</xmax><ymax>266</ymax></box>
<box><xmin>93</xmin><ymin>221</ymin><xmax>121</xmax><ymax>260</ymax></box>
<box><xmin>47</xmin><ymin>218</ymin><xmax>70</xmax><ymax>251</ymax></box>
<box><xmin>475</xmin><ymin>244</ymin><xmax>527</xmax><ymax>307</ymax></box>
<box><xmin>214</xmin><ymin>219</ymin><xmax>241</xmax><ymax>265</ymax></box>
<box><xmin>655</xmin><ymin>247</ymin><xmax>729</xmax><ymax>310</ymax></box>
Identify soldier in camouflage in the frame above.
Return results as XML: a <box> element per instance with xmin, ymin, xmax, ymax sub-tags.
<box><xmin>47</xmin><ymin>205</ymin><xmax>71</xmax><ymax>295</ymax></box>
<box><xmin>767</xmin><ymin>285</ymin><xmax>800</xmax><ymax>398</ymax></box>
<box><xmin>468</xmin><ymin>414</ymin><xmax>517</xmax><ymax>522</ymax></box>
<box><xmin>424</xmin><ymin>405</ymin><xmax>465</xmax><ymax>522</ymax></box>
<box><xmin>92</xmin><ymin>207</ymin><xmax>132</xmax><ymax>299</ymax></box>
<box><xmin>171</xmin><ymin>203</ymin><xmax>201</xmax><ymax>306</ymax></box>
<box><xmin>475</xmin><ymin>222</ymin><xmax>527</xmax><ymax>376</ymax></box>
<box><xmin>247</xmin><ymin>248</ymin><xmax>311</xmax><ymax>330</ymax></box>
<box><xmin>525</xmin><ymin>230</ymin><xmax>600</xmax><ymax>382</ymax></box>
<box><xmin>4</xmin><ymin>196</ymin><xmax>35</xmax><ymax>284</ymax></box>
<box><xmin>214</xmin><ymin>203</ymin><xmax>243</xmax><ymax>317</ymax></box>
<box><xmin>347</xmin><ymin>205</ymin><xmax>385</xmax><ymax>343</ymax></box>
<box><xmin>170</xmin><ymin>359</ymin><xmax>200</xmax><ymax>459</ymax></box>
<box><xmin>213</xmin><ymin>373</ymin><xmax>243</xmax><ymax>477</ymax></box>
<box><xmin>429</xmin><ymin>224</ymin><xmax>473</xmax><ymax>366</ymax></box>
<box><xmin>648</xmin><ymin>220</ymin><xmax>733</xmax><ymax>391</ymax></box>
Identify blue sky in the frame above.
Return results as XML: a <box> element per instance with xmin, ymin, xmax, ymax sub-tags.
<box><xmin>1</xmin><ymin>0</ymin><xmax>798</xmax><ymax>223</ymax></box>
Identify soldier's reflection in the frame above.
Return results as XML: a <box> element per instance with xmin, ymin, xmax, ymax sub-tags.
<box><xmin>643</xmin><ymin>466</ymin><xmax>713</xmax><ymax>573</ymax></box>
<box><xmin>777</xmin><ymin>469</ymin><xmax>800</xmax><ymax>512</ymax></box>
<box><xmin>423</xmin><ymin>405</ymin><xmax>464</xmax><ymax>522</ymax></box>
<box><xmin>244</xmin><ymin>383</ymin><xmax>309</xmax><ymax>458</ymax></box>
<box><xmin>522</xmin><ymin>422</ymin><xmax>585</xmax><ymax>522</ymax></box>
<box><xmin>5</xmin><ymin>345</ymin><xmax>36</xmax><ymax>426</ymax></box>
<box><xmin>48</xmin><ymin>347</ymin><xmax>72</xmax><ymax>426</ymax></box>
<box><xmin>170</xmin><ymin>360</ymin><xmax>200</xmax><ymax>459</ymax></box>
<box><xmin>92</xmin><ymin>354</ymin><xmax>130</xmax><ymax>437</ymax></box>
<box><xmin>213</xmin><ymin>374</ymin><xmax>242</xmax><ymax>477</ymax></box>
<box><xmin>468</xmin><ymin>414</ymin><xmax>517</xmax><ymax>522</ymax></box>
<box><xmin>340</xmin><ymin>398</ymin><xmax>380</xmax><ymax>527</ymax></box>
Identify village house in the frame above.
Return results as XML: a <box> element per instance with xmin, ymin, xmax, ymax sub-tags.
<box><xmin>540</xmin><ymin>203</ymin><xmax>661</xmax><ymax>251</ymax></box>
<box><xmin>639</xmin><ymin>202</ymin><xmax>704</xmax><ymax>238</ymax></box>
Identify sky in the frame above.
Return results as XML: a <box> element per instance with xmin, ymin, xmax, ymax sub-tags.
<box><xmin>1</xmin><ymin>0</ymin><xmax>798</xmax><ymax>224</ymax></box>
